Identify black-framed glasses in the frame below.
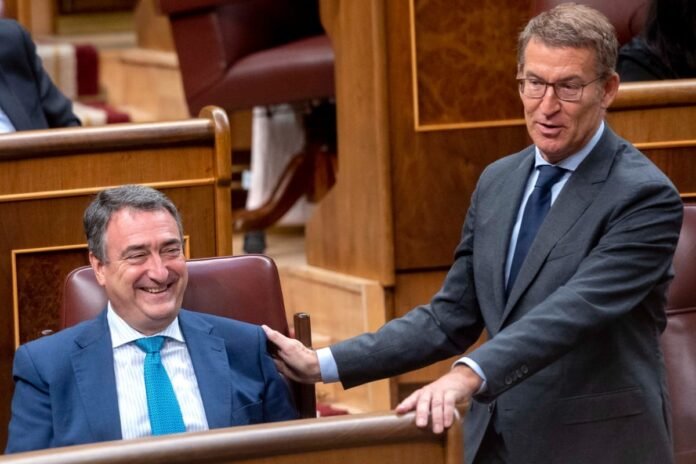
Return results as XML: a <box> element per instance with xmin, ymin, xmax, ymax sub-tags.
<box><xmin>517</xmin><ymin>76</ymin><xmax>604</xmax><ymax>102</ymax></box>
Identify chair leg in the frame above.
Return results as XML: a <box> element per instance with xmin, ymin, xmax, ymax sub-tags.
<box><xmin>233</xmin><ymin>101</ymin><xmax>337</xmax><ymax>233</ymax></box>
<box><xmin>233</xmin><ymin>150</ymin><xmax>314</xmax><ymax>232</ymax></box>
<box><xmin>243</xmin><ymin>230</ymin><xmax>267</xmax><ymax>254</ymax></box>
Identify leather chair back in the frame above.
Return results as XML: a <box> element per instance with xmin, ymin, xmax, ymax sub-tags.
<box><xmin>158</xmin><ymin>0</ymin><xmax>334</xmax><ymax>114</ymax></box>
<box><xmin>530</xmin><ymin>0</ymin><xmax>648</xmax><ymax>45</ymax></box>
<box><xmin>62</xmin><ymin>254</ymin><xmax>316</xmax><ymax>418</ymax></box>
<box><xmin>662</xmin><ymin>204</ymin><xmax>696</xmax><ymax>464</ymax></box>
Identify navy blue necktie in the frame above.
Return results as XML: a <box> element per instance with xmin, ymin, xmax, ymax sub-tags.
<box><xmin>134</xmin><ymin>336</ymin><xmax>186</xmax><ymax>435</ymax></box>
<box><xmin>506</xmin><ymin>165</ymin><xmax>567</xmax><ymax>296</ymax></box>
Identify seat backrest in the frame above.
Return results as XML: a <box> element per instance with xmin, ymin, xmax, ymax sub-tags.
<box><xmin>662</xmin><ymin>203</ymin><xmax>696</xmax><ymax>464</ymax></box>
<box><xmin>530</xmin><ymin>0</ymin><xmax>648</xmax><ymax>45</ymax></box>
<box><xmin>62</xmin><ymin>254</ymin><xmax>315</xmax><ymax>418</ymax></box>
<box><xmin>158</xmin><ymin>0</ymin><xmax>325</xmax><ymax>112</ymax></box>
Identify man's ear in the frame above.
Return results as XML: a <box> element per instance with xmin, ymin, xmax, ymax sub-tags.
<box><xmin>88</xmin><ymin>252</ymin><xmax>107</xmax><ymax>287</ymax></box>
<box><xmin>600</xmin><ymin>72</ymin><xmax>620</xmax><ymax>109</ymax></box>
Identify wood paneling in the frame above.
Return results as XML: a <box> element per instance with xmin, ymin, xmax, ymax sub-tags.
<box><xmin>0</xmin><ymin>107</ymin><xmax>231</xmax><ymax>449</ymax></box>
<box><xmin>411</xmin><ymin>0</ymin><xmax>528</xmax><ymax>128</ymax></box>
<box><xmin>309</xmin><ymin>0</ymin><xmax>531</xmax><ymax>284</ymax></box>
<box><xmin>0</xmin><ymin>412</ymin><xmax>463</xmax><ymax>464</ymax></box>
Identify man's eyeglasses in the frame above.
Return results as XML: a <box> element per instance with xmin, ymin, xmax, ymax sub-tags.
<box><xmin>517</xmin><ymin>76</ymin><xmax>604</xmax><ymax>102</ymax></box>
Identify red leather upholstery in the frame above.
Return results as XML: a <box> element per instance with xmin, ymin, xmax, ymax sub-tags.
<box><xmin>530</xmin><ymin>0</ymin><xmax>649</xmax><ymax>45</ymax></box>
<box><xmin>62</xmin><ymin>254</ymin><xmax>316</xmax><ymax>418</ymax></box>
<box><xmin>662</xmin><ymin>204</ymin><xmax>696</xmax><ymax>464</ymax></box>
<box><xmin>62</xmin><ymin>254</ymin><xmax>289</xmax><ymax>334</ymax></box>
<box><xmin>158</xmin><ymin>0</ymin><xmax>334</xmax><ymax>115</ymax></box>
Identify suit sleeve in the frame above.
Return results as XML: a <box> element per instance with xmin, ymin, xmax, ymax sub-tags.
<box><xmin>18</xmin><ymin>23</ymin><xmax>80</xmax><ymax>128</ymax></box>
<box><xmin>468</xmin><ymin>179</ymin><xmax>683</xmax><ymax>400</ymax></box>
<box><xmin>331</xmin><ymin>181</ymin><xmax>486</xmax><ymax>389</ymax></box>
<box><xmin>5</xmin><ymin>345</ymin><xmax>53</xmax><ymax>453</ymax></box>
<box><xmin>257</xmin><ymin>329</ymin><xmax>300</xmax><ymax>421</ymax></box>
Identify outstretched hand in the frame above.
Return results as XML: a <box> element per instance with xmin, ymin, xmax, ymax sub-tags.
<box><xmin>262</xmin><ymin>325</ymin><xmax>323</xmax><ymax>384</ymax></box>
<box><xmin>395</xmin><ymin>364</ymin><xmax>482</xmax><ymax>434</ymax></box>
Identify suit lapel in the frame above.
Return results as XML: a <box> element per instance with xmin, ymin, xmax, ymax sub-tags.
<box><xmin>501</xmin><ymin>128</ymin><xmax>620</xmax><ymax>325</ymax></box>
<box><xmin>487</xmin><ymin>151</ymin><xmax>536</xmax><ymax>322</ymax></box>
<box><xmin>70</xmin><ymin>311</ymin><xmax>122</xmax><ymax>442</ymax></box>
<box><xmin>0</xmin><ymin>63</ymin><xmax>34</xmax><ymax>130</ymax></box>
<box><xmin>178</xmin><ymin>310</ymin><xmax>232</xmax><ymax>429</ymax></box>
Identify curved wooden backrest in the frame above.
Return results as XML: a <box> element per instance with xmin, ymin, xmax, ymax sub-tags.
<box><xmin>61</xmin><ymin>254</ymin><xmax>315</xmax><ymax>418</ymax></box>
<box><xmin>662</xmin><ymin>204</ymin><xmax>696</xmax><ymax>464</ymax></box>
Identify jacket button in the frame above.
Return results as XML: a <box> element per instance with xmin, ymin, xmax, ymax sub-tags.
<box><xmin>521</xmin><ymin>365</ymin><xmax>529</xmax><ymax>374</ymax></box>
<box><xmin>505</xmin><ymin>375</ymin><xmax>513</xmax><ymax>385</ymax></box>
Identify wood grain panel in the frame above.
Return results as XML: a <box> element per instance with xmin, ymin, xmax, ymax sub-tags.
<box><xmin>13</xmin><ymin>246</ymin><xmax>90</xmax><ymax>347</ymax></box>
<box><xmin>637</xmin><ymin>142</ymin><xmax>696</xmax><ymax>197</ymax></box>
<box><xmin>411</xmin><ymin>0</ymin><xmax>529</xmax><ymax>128</ymax></box>
<box><xmin>390</xmin><ymin>0</ymin><xmax>531</xmax><ymax>270</ymax></box>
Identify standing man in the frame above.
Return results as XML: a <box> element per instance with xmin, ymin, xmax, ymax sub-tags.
<box><xmin>264</xmin><ymin>4</ymin><xmax>682</xmax><ymax>463</ymax></box>
<box><xmin>0</xmin><ymin>18</ymin><xmax>79</xmax><ymax>132</ymax></box>
<box><xmin>6</xmin><ymin>185</ymin><xmax>296</xmax><ymax>453</ymax></box>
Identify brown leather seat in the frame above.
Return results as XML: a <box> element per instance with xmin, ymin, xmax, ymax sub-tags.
<box><xmin>158</xmin><ymin>0</ymin><xmax>336</xmax><ymax>233</ymax></box>
<box><xmin>662</xmin><ymin>204</ymin><xmax>696</xmax><ymax>464</ymax></box>
<box><xmin>530</xmin><ymin>0</ymin><xmax>648</xmax><ymax>45</ymax></box>
<box><xmin>61</xmin><ymin>254</ymin><xmax>316</xmax><ymax>419</ymax></box>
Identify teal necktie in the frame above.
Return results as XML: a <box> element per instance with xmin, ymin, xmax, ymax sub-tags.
<box><xmin>134</xmin><ymin>336</ymin><xmax>186</xmax><ymax>435</ymax></box>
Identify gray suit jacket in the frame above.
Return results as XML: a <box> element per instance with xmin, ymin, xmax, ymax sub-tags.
<box><xmin>331</xmin><ymin>126</ymin><xmax>682</xmax><ymax>464</ymax></box>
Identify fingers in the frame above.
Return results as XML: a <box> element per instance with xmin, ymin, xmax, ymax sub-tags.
<box><xmin>262</xmin><ymin>324</ymin><xmax>289</xmax><ymax>349</ymax></box>
<box><xmin>262</xmin><ymin>324</ymin><xmax>322</xmax><ymax>383</ymax></box>
<box><xmin>395</xmin><ymin>370</ymin><xmax>474</xmax><ymax>434</ymax></box>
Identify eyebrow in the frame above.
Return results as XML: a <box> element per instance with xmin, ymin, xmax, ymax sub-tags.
<box><xmin>120</xmin><ymin>239</ymin><xmax>182</xmax><ymax>258</ymax></box>
<box><xmin>523</xmin><ymin>71</ymin><xmax>584</xmax><ymax>82</ymax></box>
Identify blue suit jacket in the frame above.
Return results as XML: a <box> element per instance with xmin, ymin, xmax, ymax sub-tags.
<box><xmin>0</xmin><ymin>19</ymin><xmax>80</xmax><ymax>130</ymax></box>
<box><xmin>5</xmin><ymin>309</ymin><xmax>298</xmax><ymax>453</ymax></box>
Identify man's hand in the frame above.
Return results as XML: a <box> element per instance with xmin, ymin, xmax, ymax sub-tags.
<box><xmin>395</xmin><ymin>364</ymin><xmax>482</xmax><ymax>434</ymax></box>
<box><xmin>262</xmin><ymin>325</ymin><xmax>322</xmax><ymax>383</ymax></box>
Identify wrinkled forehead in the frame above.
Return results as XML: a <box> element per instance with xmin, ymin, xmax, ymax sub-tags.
<box><xmin>519</xmin><ymin>38</ymin><xmax>599</xmax><ymax>77</ymax></box>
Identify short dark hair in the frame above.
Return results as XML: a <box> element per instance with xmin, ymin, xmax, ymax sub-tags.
<box><xmin>83</xmin><ymin>185</ymin><xmax>183</xmax><ymax>262</ymax></box>
<box><xmin>518</xmin><ymin>3</ymin><xmax>619</xmax><ymax>78</ymax></box>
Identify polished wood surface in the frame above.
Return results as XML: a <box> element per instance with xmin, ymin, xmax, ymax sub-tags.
<box><xmin>0</xmin><ymin>107</ymin><xmax>232</xmax><ymax>449</ymax></box>
<box><xmin>0</xmin><ymin>412</ymin><xmax>463</xmax><ymax>464</ymax></box>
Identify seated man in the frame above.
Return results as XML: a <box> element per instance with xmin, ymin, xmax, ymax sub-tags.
<box><xmin>5</xmin><ymin>185</ymin><xmax>297</xmax><ymax>453</ymax></box>
<box><xmin>0</xmin><ymin>18</ymin><xmax>80</xmax><ymax>131</ymax></box>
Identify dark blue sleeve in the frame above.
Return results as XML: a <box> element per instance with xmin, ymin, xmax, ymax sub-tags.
<box><xmin>5</xmin><ymin>345</ymin><xmax>54</xmax><ymax>453</ymax></box>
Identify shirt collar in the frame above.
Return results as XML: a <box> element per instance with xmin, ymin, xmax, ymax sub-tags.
<box><xmin>534</xmin><ymin>120</ymin><xmax>605</xmax><ymax>172</ymax></box>
<box><xmin>106</xmin><ymin>301</ymin><xmax>185</xmax><ymax>348</ymax></box>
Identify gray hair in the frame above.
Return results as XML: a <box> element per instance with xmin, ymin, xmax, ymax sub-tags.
<box><xmin>518</xmin><ymin>3</ymin><xmax>619</xmax><ymax>78</ymax></box>
<box><xmin>84</xmin><ymin>185</ymin><xmax>183</xmax><ymax>262</ymax></box>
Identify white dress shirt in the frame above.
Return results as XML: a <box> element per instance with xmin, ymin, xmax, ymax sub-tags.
<box><xmin>0</xmin><ymin>106</ymin><xmax>16</xmax><ymax>133</ymax></box>
<box><xmin>107</xmin><ymin>304</ymin><xmax>209</xmax><ymax>439</ymax></box>
<box><xmin>317</xmin><ymin>122</ymin><xmax>606</xmax><ymax>388</ymax></box>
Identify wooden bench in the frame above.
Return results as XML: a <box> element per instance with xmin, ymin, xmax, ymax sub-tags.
<box><xmin>0</xmin><ymin>106</ymin><xmax>232</xmax><ymax>449</ymax></box>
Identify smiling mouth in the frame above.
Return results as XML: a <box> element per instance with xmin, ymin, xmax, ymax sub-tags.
<box><xmin>142</xmin><ymin>284</ymin><xmax>171</xmax><ymax>294</ymax></box>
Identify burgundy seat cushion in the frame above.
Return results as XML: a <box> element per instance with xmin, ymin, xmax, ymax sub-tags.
<box><xmin>191</xmin><ymin>35</ymin><xmax>335</xmax><ymax>112</ymax></box>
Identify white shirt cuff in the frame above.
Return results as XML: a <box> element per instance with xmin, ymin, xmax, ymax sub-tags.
<box><xmin>316</xmin><ymin>347</ymin><xmax>340</xmax><ymax>383</ymax></box>
<box><xmin>455</xmin><ymin>356</ymin><xmax>487</xmax><ymax>394</ymax></box>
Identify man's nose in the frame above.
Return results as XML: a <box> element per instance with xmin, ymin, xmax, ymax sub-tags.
<box><xmin>539</xmin><ymin>84</ymin><xmax>561</xmax><ymax>113</ymax></box>
<box><xmin>146</xmin><ymin>255</ymin><xmax>169</xmax><ymax>281</ymax></box>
